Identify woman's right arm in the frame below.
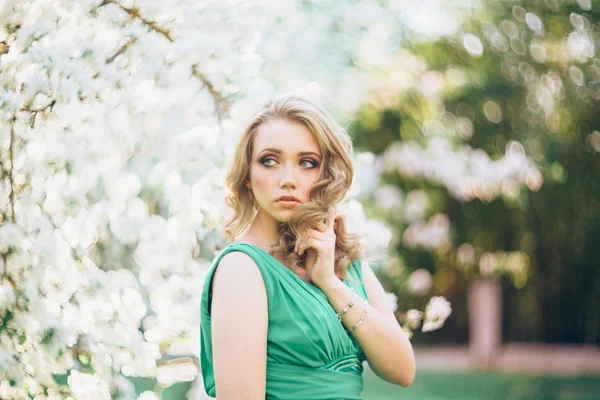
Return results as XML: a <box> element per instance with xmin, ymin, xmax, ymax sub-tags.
<box><xmin>210</xmin><ymin>251</ymin><xmax>268</xmax><ymax>399</ymax></box>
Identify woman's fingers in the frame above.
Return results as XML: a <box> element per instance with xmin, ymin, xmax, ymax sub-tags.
<box><xmin>334</xmin><ymin>213</ymin><xmax>343</xmax><ymax>231</ymax></box>
<box><xmin>299</xmin><ymin>213</ymin><xmax>344</xmax><ymax>255</ymax></box>
<box><xmin>297</xmin><ymin>238</ymin><xmax>312</xmax><ymax>256</ymax></box>
<box><xmin>295</xmin><ymin>239</ymin><xmax>302</xmax><ymax>255</ymax></box>
<box><xmin>297</xmin><ymin>237</ymin><xmax>329</xmax><ymax>256</ymax></box>
<box><xmin>295</xmin><ymin>239</ymin><xmax>304</xmax><ymax>255</ymax></box>
<box><xmin>327</xmin><ymin>213</ymin><xmax>336</xmax><ymax>230</ymax></box>
<box><xmin>314</xmin><ymin>212</ymin><xmax>341</xmax><ymax>232</ymax></box>
<box><xmin>316</xmin><ymin>220</ymin><xmax>327</xmax><ymax>232</ymax></box>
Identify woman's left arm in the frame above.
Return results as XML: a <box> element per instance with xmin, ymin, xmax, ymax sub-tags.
<box><xmin>297</xmin><ymin>214</ymin><xmax>415</xmax><ymax>386</ymax></box>
<box><xmin>319</xmin><ymin>260</ymin><xmax>416</xmax><ymax>386</ymax></box>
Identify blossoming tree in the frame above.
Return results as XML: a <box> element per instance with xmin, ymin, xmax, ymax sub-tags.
<box><xmin>0</xmin><ymin>0</ymin><xmax>452</xmax><ymax>399</ymax></box>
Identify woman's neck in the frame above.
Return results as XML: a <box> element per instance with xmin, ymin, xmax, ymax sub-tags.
<box><xmin>236</xmin><ymin>210</ymin><xmax>280</xmax><ymax>250</ymax></box>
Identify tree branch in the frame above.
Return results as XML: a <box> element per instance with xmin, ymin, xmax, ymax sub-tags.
<box><xmin>106</xmin><ymin>36</ymin><xmax>136</xmax><ymax>64</ymax></box>
<box><xmin>95</xmin><ymin>2</ymin><xmax>229</xmax><ymax>120</ymax></box>
<box><xmin>192</xmin><ymin>64</ymin><xmax>230</xmax><ymax>121</ymax></box>
<box><xmin>21</xmin><ymin>99</ymin><xmax>56</xmax><ymax>128</ymax></box>
<box><xmin>6</xmin><ymin>114</ymin><xmax>15</xmax><ymax>223</ymax></box>
<box><xmin>1</xmin><ymin>116</ymin><xmax>16</xmax><ymax>287</ymax></box>
<box><xmin>99</xmin><ymin>0</ymin><xmax>173</xmax><ymax>42</ymax></box>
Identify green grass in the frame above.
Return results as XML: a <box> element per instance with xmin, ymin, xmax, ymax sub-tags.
<box><xmin>129</xmin><ymin>368</ymin><xmax>600</xmax><ymax>399</ymax></box>
<box><xmin>362</xmin><ymin>368</ymin><xmax>600</xmax><ymax>400</ymax></box>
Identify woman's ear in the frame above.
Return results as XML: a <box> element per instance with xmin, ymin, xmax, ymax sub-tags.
<box><xmin>245</xmin><ymin>181</ymin><xmax>252</xmax><ymax>190</ymax></box>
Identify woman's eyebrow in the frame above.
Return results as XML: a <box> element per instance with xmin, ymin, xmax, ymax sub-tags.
<box><xmin>258</xmin><ymin>148</ymin><xmax>321</xmax><ymax>158</ymax></box>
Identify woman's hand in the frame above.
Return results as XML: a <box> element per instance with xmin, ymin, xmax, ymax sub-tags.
<box><xmin>294</xmin><ymin>213</ymin><xmax>340</xmax><ymax>288</ymax></box>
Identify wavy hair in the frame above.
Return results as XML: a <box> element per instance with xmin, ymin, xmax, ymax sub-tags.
<box><xmin>223</xmin><ymin>95</ymin><xmax>362</xmax><ymax>279</ymax></box>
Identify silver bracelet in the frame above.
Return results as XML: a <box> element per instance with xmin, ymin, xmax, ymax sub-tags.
<box><xmin>346</xmin><ymin>305</ymin><xmax>368</xmax><ymax>334</ymax></box>
<box><xmin>336</xmin><ymin>287</ymin><xmax>356</xmax><ymax>321</ymax></box>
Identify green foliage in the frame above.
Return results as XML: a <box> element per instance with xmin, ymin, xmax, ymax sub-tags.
<box><xmin>353</xmin><ymin>2</ymin><xmax>600</xmax><ymax>343</ymax></box>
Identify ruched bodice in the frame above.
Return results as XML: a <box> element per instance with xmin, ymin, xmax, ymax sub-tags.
<box><xmin>200</xmin><ymin>243</ymin><xmax>370</xmax><ymax>399</ymax></box>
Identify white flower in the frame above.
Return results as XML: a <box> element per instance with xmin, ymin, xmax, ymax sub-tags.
<box><xmin>67</xmin><ymin>371</ymin><xmax>111</xmax><ymax>400</ymax></box>
<box><xmin>0</xmin><ymin>223</ymin><xmax>24</xmax><ymax>252</ymax></box>
<box><xmin>405</xmin><ymin>309</ymin><xmax>423</xmax><ymax>330</ymax></box>
<box><xmin>422</xmin><ymin>296</ymin><xmax>452</xmax><ymax>332</ymax></box>
<box><xmin>0</xmin><ymin>282</ymin><xmax>16</xmax><ymax>312</ymax></box>
<box><xmin>386</xmin><ymin>292</ymin><xmax>398</xmax><ymax>312</ymax></box>
<box><xmin>138</xmin><ymin>391</ymin><xmax>159</xmax><ymax>400</ymax></box>
<box><xmin>404</xmin><ymin>190</ymin><xmax>429</xmax><ymax>222</ymax></box>
<box><xmin>383</xmin><ymin>137</ymin><xmax>542</xmax><ymax>203</ymax></box>
<box><xmin>374</xmin><ymin>185</ymin><xmax>403</xmax><ymax>211</ymax></box>
<box><xmin>407</xmin><ymin>269</ymin><xmax>433</xmax><ymax>295</ymax></box>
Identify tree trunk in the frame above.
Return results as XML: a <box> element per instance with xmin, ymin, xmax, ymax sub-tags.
<box><xmin>468</xmin><ymin>278</ymin><xmax>502</xmax><ymax>369</ymax></box>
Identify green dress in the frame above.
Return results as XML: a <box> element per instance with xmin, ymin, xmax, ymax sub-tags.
<box><xmin>200</xmin><ymin>242</ymin><xmax>370</xmax><ymax>400</ymax></box>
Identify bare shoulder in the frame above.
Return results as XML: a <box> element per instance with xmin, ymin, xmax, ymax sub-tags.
<box><xmin>211</xmin><ymin>250</ymin><xmax>266</xmax><ymax>300</ymax></box>
<box><xmin>215</xmin><ymin>250</ymin><xmax>262</xmax><ymax>278</ymax></box>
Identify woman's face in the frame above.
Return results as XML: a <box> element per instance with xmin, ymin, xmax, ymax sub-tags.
<box><xmin>248</xmin><ymin>118</ymin><xmax>322</xmax><ymax>223</ymax></box>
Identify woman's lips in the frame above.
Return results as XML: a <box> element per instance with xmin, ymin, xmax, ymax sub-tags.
<box><xmin>277</xmin><ymin>200</ymin><xmax>300</xmax><ymax>207</ymax></box>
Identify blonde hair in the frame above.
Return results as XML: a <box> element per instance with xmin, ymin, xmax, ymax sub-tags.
<box><xmin>223</xmin><ymin>95</ymin><xmax>362</xmax><ymax>278</ymax></box>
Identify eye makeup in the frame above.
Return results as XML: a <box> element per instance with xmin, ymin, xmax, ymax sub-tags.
<box><xmin>299</xmin><ymin>158</ymin><xmax>319</xmax><ymax>168</ymax></box>
<box><xmin>259</xmin><ymin>156</ymin><xmax>319</xmax><ymax>169</ymax></box>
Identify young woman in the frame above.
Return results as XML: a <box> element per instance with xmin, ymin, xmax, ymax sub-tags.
<box><xmin>200</xmin><ymin>95</ymin><xmax>415</xmax><ymax>399</ymax></box>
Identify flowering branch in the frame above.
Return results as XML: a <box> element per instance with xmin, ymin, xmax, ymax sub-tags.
<box><xmin>106</xmin><ymin>36</ymin><xmax>136</xmax><ymax>64</ymax></box>
<box><xmin>97</xmin><ymin>2</ymin><xmax>229</xmax><ymax>120</ymax></box>
<box><xmin>5</xmin><ymin>114</ymin><xmax>15</xmax><ymax>223</ymax></box>
<box><xmin>0</xmin><ymin>116</ymin><xmax>16</xmax><ymax>287</ymax></box>
<box><xmin>192</xmin><ymin>63</ymin><xmax>230</xmax><ymax>121</ymax></box>
<box><xmin>99</xmin><ymin>0</ymin><xmax>173</xmax><ymax>42</ymax></box>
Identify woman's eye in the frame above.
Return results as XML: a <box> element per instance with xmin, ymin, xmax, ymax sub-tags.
<box><xmin>260</xmin><ymin>157</ymin><xmax>278</xmax><ymax>167</ymax></box>
<box><xmin>300</xmin><ymin>159</ymin><xmax>318</xmax><ymax>168</ymax></box>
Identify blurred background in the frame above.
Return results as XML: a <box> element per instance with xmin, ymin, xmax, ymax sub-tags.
<box><xmin>1</xmin><ymin>0</ymin><xmax>599</xmax><ymax>399</ymax></box>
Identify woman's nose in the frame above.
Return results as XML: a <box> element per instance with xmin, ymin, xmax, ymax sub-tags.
<box><xmin>279</xmin><ymin>164</ymin><xmax>297</xmax><ymax>188</ymax></box>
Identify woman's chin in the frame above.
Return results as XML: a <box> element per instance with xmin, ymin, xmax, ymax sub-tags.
<box><xmin>275</xmin><ymin>213</ymin><xmax>293</xmax><ymax>223</ymax></box>
<box><xmin>273</xmin><ymin>209</ymin><xmax>299</xmax><ymax>223</ymax></box>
